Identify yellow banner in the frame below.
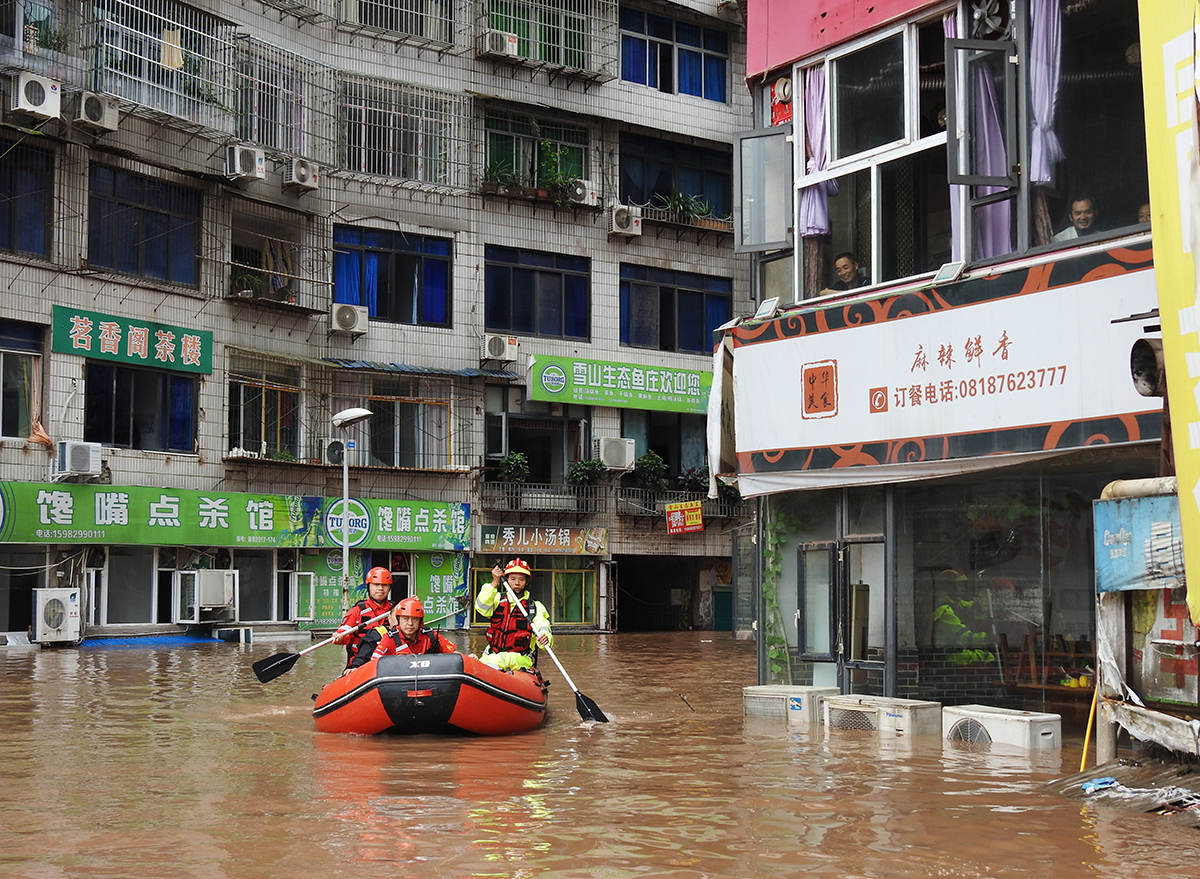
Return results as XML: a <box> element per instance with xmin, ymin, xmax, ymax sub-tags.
<box><xmin>1139</xmin><ymin>1</ymin><xmax>1200</xmax><ymax>621</ymax></box>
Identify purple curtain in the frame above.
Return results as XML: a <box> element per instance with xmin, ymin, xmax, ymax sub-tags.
<box><xmin>798</xmin><ymin>66</ymin><xmax>832</xmax><ymax>236</ymax></box>
<box><xmin>1029</xmin><ymin>0</ymin><xmax>1064</xmax><ymax>185</ymax></box>
<box><xmin>944</xmin><ymin>14</ymin><xmax>962</xmax><ymax>261</ymax></box>
<box><xmin>972</xmin><ymin>61</ymin><xmax>1013</xmax><ymax>259</ymax></box>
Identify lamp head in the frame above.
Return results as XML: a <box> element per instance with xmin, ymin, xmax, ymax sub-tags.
<box><xmin>332</xmin><ymin>407</ymin><xmax>373</xmax><ymax>429</ymax></box>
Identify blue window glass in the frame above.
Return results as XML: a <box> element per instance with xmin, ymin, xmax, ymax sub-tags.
<box><xmin>619</xmin><ymin>263</ymin><xmax>731</xmax><ymax>353</ymax></box>
<box><xmin>485</xmin><ymin>245</ymin><xmax>590</xmax><ymax>340</ymax></box>
<box><xmin>332</xmin><ymin>225</ymin><xmax>452</xmax><ymax>327</ymax></box>
<box><xmin>0</xmin><ymin>140</ymin><xmax>52</xmax><ymax>258</ymax></box>
<box><xmin>619</xmin><ymin>133</ymin><xmax>732</xmax><ymax>218</ymax></box>
<box><xmin>619</xmin><ymin>6</ymin><xmax>726</xmax><ymax>103</ymax></box>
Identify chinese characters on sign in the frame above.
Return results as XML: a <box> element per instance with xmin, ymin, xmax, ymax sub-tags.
<box><xmin>530</xmin><ymin>354</ymin><xmax>711</xmax><ymax>414</ymax></box>
<box><xmin>665</xmin><ymin>500</ymin><xmax>704</xmax><ymax>535</ymax></box>
<box><xmin>52</xmin><ymin>305</ymin><xmax>213</xmax><ymax>374</ymax></box>
<box><xmin>480</xmin><ymin>525</ymin><xmax>608</xmax><ymax>555</ymax></box>
<box><xmin>801</xmin><ymin>359</ymin><xmax>838</xmax><ymax>419</ymax></box>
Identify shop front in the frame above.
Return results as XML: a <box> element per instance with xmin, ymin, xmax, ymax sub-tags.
<box><xmin>728</xmin><ymin>247</ymin><xmax>1162</xmax><ymax>709</ymax></box>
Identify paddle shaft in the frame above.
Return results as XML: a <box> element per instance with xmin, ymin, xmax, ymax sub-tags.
<box><xmin>303</xmin><ymin>604</ymin><xmax>463</xmax><ymax>655</ymax></box>
<box><xmin>500</xmin><ymin>578</ymin><xmax>582</xmax><ymax>693</ymax></box>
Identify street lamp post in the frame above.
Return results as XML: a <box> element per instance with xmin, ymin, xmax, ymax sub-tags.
<box><xmin>331</xmin><ymin>407</ymin><xmax>372</xmax><ymax>613</ymax></box>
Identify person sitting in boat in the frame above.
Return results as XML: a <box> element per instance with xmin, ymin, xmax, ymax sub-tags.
<box><xmin>349</xmin><ymin>596</ymin><xmax>456</xmax><ymax>668</ymax></box>
<box><xmin>331</xmin><ymin>566</ymin><xmax>394</xmax><ymax>667</ymax></box>
<box><xmin>474</xmin><ymin>558</ymin><xmax>552</xmax><ymax>673</ymax></box>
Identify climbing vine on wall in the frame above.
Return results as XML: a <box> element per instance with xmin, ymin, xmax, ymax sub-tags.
<box><xmin>761</xmin><ymin>508</ymin><xmax>799</xmax><ymax>684</ymax></box>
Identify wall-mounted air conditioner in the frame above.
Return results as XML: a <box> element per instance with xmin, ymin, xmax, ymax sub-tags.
<box><xmin>610</xmin><ymin>203</ymin><xmax>642</xmax><ymax>236</ymax></box>
<box><xmin>569</xmin><ymin>179</ymin><xmax>599</xmax><ymax>206</ymax></box>
<box><xmin>823</xmin><ymin>694</ymin><xmax>943</xmax><ymax>737</ymax></box>
<box><xmin>283</xmin><ymin>156</ymin><xmax>319</xmax><ymax>191</ymax></box>
<box><xmin>592</xmin><ymin>436</ymin><xmax>636</xmax><ymax>471</ymax></box>
<box><xmin>330</xmin><ymin>303</ymin><xmax>369</xmax><ymax>334</ymax></box>
<box><xmin>480</xmin><ymin>29</ymin><xmax>519</xmax><ymax>58</ymax></box>
<box><xmin>322</xmin><ymin>437</ymin><xmax>345</xmax><ymax>466</ymax></box>
<box><xmin>56</xmin><ymin>441</ymin><xmax>102</xmax><ymax>476</ymax></box>
<box><xmin>943</xmin><ymin>704</ymin><xmax>1062</xmax><ymax>750</ymax></box>
<box><xmin>33</xmin><ymin>588</ymin><xmax>81</xmax><ymax>644</ymax></box>
<box><xmin>742</xmin><ymin>685</ymin><xmax>839</xmax><ymax>723</ymax></box>
<box><xmin>76</xmin><ymin>92</ymin><xmax>119</xmax><ymax>132</ymax></box>
<box><xmin>10</xmin><ymin>72</ymin><xmax>61</xmax><ymax>120</ymax></box>
<box><xmin>197</xmin><ymin>570</ymin><xmax>236</xmax><ymax>609</ymax></box>
<box><xmin>226</xmin><ymin>144</ymin><xmax>266</xmax><ymax>181</ymax></box>
<box><xmin>481</xmin><ymin>333</ymin><xmax>519</xmax><ymax>361</ymax></box>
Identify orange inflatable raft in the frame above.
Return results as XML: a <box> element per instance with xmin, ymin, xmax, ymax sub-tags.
<box><xmin>312</xmin><ymin>651</ymin><xmax>548</xmax><ymax>736</ymax></box>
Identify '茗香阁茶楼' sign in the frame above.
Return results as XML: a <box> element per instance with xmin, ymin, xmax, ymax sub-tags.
<box><xmin>0</xmin><ymin>482</ymin><xmax>469</xmax><ymax>551</ymax></box>
<box><xmin>52</xmin><ymin>305</ymin><xmax>213</xmax><ymax>374</ymax></box>
<box><xmin>529</xmin><ymin>354</ymin><xmax>711</xmax><ymax>414</ymax></box>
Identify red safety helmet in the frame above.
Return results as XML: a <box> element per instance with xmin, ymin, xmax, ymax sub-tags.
<box><xmin>504</xmin><ymin>558</ymin><xmax>531</xmax><ymax>577</ymax></box>
<box><xmin>396</xmin><ymin>596</ymin><xmax>424</xmax><ymax>619</ymax></box>
<box><xmin>365</xmin><ymin>566</ymin><xmax>393</xmax><ymax>586</ymax></box>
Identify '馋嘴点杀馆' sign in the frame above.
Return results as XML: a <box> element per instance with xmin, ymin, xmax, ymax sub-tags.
<box><xmin>52</xmin><ymin>305</ymin><xmax>213</xmax><ymax>374</ymax></box>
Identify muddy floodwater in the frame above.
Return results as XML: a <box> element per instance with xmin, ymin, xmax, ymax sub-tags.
<box><xmin>2</xmin><ymin>631</ymin><xmax>1198</xmax><ymax>878</ymax></box>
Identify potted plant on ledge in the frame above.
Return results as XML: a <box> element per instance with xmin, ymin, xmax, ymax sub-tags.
<box><xmin>497</xmin><ymin>451</ymin><xmax>530</xmax><ymax>509</ymax></box>
<box><xmin>566</xmin><ymin>457</ymin><xmax>607</xmax><ymax>512</ymax></box>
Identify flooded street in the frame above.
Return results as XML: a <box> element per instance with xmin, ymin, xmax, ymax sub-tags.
<box><xmin>2</xmin><ymin>631</ymin><xmax>1197</xmax><ymax>878</ymax></box>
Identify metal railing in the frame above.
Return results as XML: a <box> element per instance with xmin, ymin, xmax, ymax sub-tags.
<box><xmin>480</xmin><ymin>482</ymin><xmax>605</xmax><ymax>513</ymax></box>
<box><xmin>614</xmin><ymin>487</ymin><xmax>752</xmax><ymax>519</ymax></box>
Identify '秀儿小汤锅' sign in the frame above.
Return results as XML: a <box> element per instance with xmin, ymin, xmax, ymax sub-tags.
<box><xmin>52</xmin><ymin>305</ymin><xmax>213</xmax><ymax>374</ymax></box>
<box><xmin>665</xmin><ymin>499</ymin><xmax>704</xmax><ymax>534</ymax></box>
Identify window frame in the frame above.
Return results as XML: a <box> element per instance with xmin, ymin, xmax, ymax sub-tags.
<box><xmin>84</xmin><ymin>361</ymin><xmax>198</xmax><ymax>452</ymax></box>
<box><xmin>333</xmin><ymin>226</ymin><xmax>453</xmax><ymax>327</ymax></box>
<box><xmin>484</xmin><ymin>245</ymin><xmax>591</xmax><ymax>341</ymax></box>
<box><xmin>618</xmin><ymin>264</ymin><xmax>732</xmax><ymax>353</ymax></box>
<box><xmin>0</xmin><ymin>344</ymin><xmax>39</xmax><ymax>440</ymax></box>
<box><xmin>342</xmin><ymin>0</ymin><xmax>454</xmax><ymax>44</ymax></box>
<box><xmin>487</xmin><ymin>0</ymin><xmax>594</xmax><ymax>71</ymax></box>
<box><xmin>619</xmin><ymin>5</ymin><xmax>728</xmax><ymax>104</ymax></box>
<box><xmin>619</xmin><ymin>132</ymin><xmax>733</xmax><ymax>220</ymax></box>
<box><xmin>0</xmin><ymin>137</ymin><xmax>53</xmax><ymax>259</ymax></box>
<box><xmin>367</xmin><ymin>387</ymin><xmax>453</xmax><ymax>470</ymax></box>
<box><xmin>944</xmin><ymin>38</ymin><xmax>1019</xmax><ymax>188</ymax></box>
<box><xmin>227</xmin><ymin>359</ymin><xmax>302</xmax><ymax>460</ymax></box>
<box><xmin>733</xmin><ymin>123</ymin><xmax>794</xmax><ymax>253</ymax></box>
<box><xmin>484</xmin><ymin>110</ymin><xmax>589</xmax><ymax>188</ymax></box>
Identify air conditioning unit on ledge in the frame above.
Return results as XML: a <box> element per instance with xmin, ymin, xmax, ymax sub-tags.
<box><xmin>284</xmin><ymin>156</ymin><xmax>319</xmax><ymax>191</ymax></box>
<box><xmin>76</xmin><ymin>92</ymin><xmax>119</xmax><ymax>131</ymax></box>
<box><xmin>593</xmin><ymin>436</ymin><xmax>636</xmax><ymax>471</ymax></box>
<box><xmin>823</xmin><ymin>694</ymin><xmax>943</xmax><ymax>737</ymax></box>
<box><xmin>481</xmin><ymin>333</ymin><xmax>519</xmax><ymax>361</ymax></box>
<box><xmin>480</xmin><ymin>29</ymin><xmax>520</xmax><ymax>58</ymax></box>
<box><xmin>10</xmin><ymin>72</ymin><xmax>61</xmax><ymax>120</ymax></box>
<box><xmin>57</xmin><ymin>441</ymin><xmax>102</xmax><ymax>476</ymax></box>
<box><xmin>226</xmin><ymin>144</ymin><xmax>266</xmax><ymax>181</ymax></box>
<box><xmin>610</xmin><ymin>203</ymin><xmax>642</xmax><ymax>236</ymax></box>
<box><xmin>330</xmin><ymin>303</ymin><xmax>369</xmax><ymax>334</ymax></box>
<box><xmin>943</xmin><ymin>704</ymin><xmax>1062</xmax><ymax>750</ymax></box>
<box><xmin>33</xmin><ymin>588</ymin><xmax>81</xmax><ymax>644</ymax></box>
<box><xmin>569</xmin><ymin>179</ymin><xmax>599</xmax><ymax>206</ymax></box>
<box><xmin>322</xmin><ymin>437</ymin><xmax>345</xmax><ymax>466</ymax></box>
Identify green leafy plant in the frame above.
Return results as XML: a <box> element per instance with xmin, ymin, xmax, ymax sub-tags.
<box><xmin>270</xmin><ymin>448</ymin><xmax>297</xmax><ymax>462</ymax></box>
<box><xmin>654</xmin><ymin>187</ymin><xmax>702</xmax><ymax>223</ymax></box>
<box><xmin>496</xmin><ymin>451</ymin><xmax>530</xmax><ymax>484</ymax></box>
<box><xmin>632</xmin><ymin>450</ymin><xmax>668</xmax><ymax>494</ymax></box>
<box><xmin>760</xmin><ymin>509</ymin><xmax>798</xmax><ymax>683</ymax></box>
<box><xmin>717</xmin><ymin>480</ymin><xmax>742</xmax><ymax>504</ymax></box>
<box><xmin>229</xmin><ymin>267</ymin><xmax>263</xmax><ymax>297</ymax></box>
<box><xmin>677</xmin><ymin>465</ymin><xmax>709</xmax><ymax>493</ymax></box>
<box><xmin>566</xmin><ymin>457</ymin><xmax>607</xmax><ymax>486</ymax></box>
<box><xmin>537</xmin><ymin>141</ymin><xmax>574</xmax><ymax>203</ymax></box>
<box><xmin>480</xmin><ymin>162</ymin><xmax>515</xmax><ymax>191</ymax></box>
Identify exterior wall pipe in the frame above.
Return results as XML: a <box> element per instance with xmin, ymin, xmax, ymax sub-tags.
<box><xmin>1099</xmin><ymin>477</ymin><xmax>1177</xmax><ymax>500</ymax></box>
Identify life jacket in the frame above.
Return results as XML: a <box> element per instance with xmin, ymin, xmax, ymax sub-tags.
<box><xmin>485</xmin><ymin>592</ymin><xmax>536</xmax><ymax>654</ymax></box>
<box><xmin>371</xmin><ymin>625</ymin><xmax>454</xmax><ymax>661</ymax></box>
<box><xmin>342</xmin><ymin>597</ymin><xmax>392</xmax><ymax>665</ymax></box>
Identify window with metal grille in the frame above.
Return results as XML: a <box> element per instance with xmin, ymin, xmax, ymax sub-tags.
<box><xmin>227</xmin><ymin>357</ymin><xmax>302</xmax><ymax>460</ymax></box>
<box><xmin>342</xmin><ymin>0</ymin><xmax>453</xmax><ymax>43</ymax></box>
<box><xmin>487</xmin><ymin>0</ymin><xmax>593</xmax><ymax>70</ymax></box>
<box><xmin>485</xmin><ymin>111</ymin><xmax>587</xmax><ymax>188</ymax></box>
<box><xmin>0</xmin><ymin>138</ymin><xmax>52</xmax><ymax>258</ymax></box>
<box><xmin>619</xmin><ymin>264</ymin><xmax>731</xmax><ymax>353</ymax></box>
<box><xmin>333</xmin><ymin>226</ymin><xmax>451</xmax><ymax>326</ymax></box>
<box><xmin>235</xmin><ymin>49</ymin><xmax>305</xmax><ymax>154</ymax></box>
<box><xmin>339</xmin><ymin>76</ymin><xmax>470</xmax><ymax>187</ymax></box>
<box><xmin>484</xmin><ymin>245</ymin><xmax>589</xmax><ymax>341</ymax></box>
<box><xmin>367</xmin><ymin>377</ymin><xmax>451</xmax><ymax>469</ymax></box>
<box><xmin>619</xmin><ymin>5</ymin><xmax>727</xmax><ymax>103</ymax></box>
<box><xmin>88</xmin><ymin>165</ymin><xmax>200</xmax><ymax>286</ymax></box>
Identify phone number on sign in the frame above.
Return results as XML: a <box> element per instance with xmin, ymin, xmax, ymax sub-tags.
<box><xmin>960</xmin><ymin>366</ymin><xmax>1067</xmax><ymax>398</ymax></box>
<box><xmin>36</xmin><ymin>529</ymin><xmax>105</xmax><ymax>539</ymax></box>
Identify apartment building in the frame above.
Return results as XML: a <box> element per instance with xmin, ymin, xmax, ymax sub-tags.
<box><xmin>726</xmin><ymin>0</ymin><xmax>1164</xmax><ymax>709</ymax></box>
<box><xmin>0</xmin><ymin>0</ymin><xmax>753</xmax><ymax>643</ymax></box>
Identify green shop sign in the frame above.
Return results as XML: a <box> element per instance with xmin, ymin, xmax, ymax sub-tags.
<box><xmin>0</xmin><ymin>482</ymin><xmax>469</xmax><ymax>551</ymax></box>
<box><xmin>52</xmin><ymin>305</ymin><xmax>213</xmax><ymax>374</ymax></box>
<box><xmin>529</xmin><ymin>354</ymin><xmax>711</xmax><ymax>414</ymax></box>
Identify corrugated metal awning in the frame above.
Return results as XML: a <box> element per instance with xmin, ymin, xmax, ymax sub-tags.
<box><xmin>323</xmin><ymin>358</ymin><xmax>520</xmax><ymax>379</ymax></box>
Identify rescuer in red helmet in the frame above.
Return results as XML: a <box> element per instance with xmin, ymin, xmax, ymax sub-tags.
<box><xmin>349</xmin><ymin>595</ymin><xmax>457</xmax><ymax>668</ymax></box>
<box><xmin>474</xmin><ymin>557</ymin><xmax>552</xmax><ymax>672</ymax></box>
<box><xmin>332</xmin><ymin>566</ymin><xmax>394</xmax><ymax>667</ymax></box>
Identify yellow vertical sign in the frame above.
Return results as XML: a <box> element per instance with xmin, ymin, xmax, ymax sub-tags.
<box><xmin>1139</xmin><ymin>2</ymin><xmax>1200</xmax><ymax>621</ymax></box>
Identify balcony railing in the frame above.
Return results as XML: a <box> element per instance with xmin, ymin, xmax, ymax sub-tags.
<box><xmin>481</xmin><ymin>482</ymin><xmax>605</xmax><ymax>513</ymax></box>
<box><xmin>615</xmin><ymin>487</ymin><xmax>752</xmax><ymax>519</ymax></box>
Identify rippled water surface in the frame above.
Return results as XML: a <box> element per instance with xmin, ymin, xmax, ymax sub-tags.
<box><xmin>2</xmin><ymin>631</ymin><xmax>1197</xmax><ymax>878</ymax></box>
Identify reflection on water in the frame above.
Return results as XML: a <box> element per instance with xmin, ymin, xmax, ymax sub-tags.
<box><xmin>1</xmin><ymin>632</ymin><xmax>1198</xmax><ymax>878</ymax></box>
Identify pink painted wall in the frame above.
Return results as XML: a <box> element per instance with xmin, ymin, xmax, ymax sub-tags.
<box><xmin>746</xmin><ymin>0</ymin><xmax>939</xmax><ymax>80</ymax></box>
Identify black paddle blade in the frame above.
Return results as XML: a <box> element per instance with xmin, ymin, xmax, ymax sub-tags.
<box><xmin>252</xmin><ymin>651</ymin><xmax>300</xmax><ymax>683</ymax></box>
<box><xmin>575</xmin><ymin>690</ymin><xmax>608</xmax><ymax>723</ymax></box>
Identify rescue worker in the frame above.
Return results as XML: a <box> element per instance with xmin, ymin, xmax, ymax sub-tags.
<box><xmin>350</xmin><ymin>596</ymin><xmax>456</xmax><ymax>668</ymax></box>
<box><xmin>474</xmin><ymin>558</ymin><xmax>552</xmax><ymax>672</ymax></box>
<box><xmin>331</xmin><ymin>566</ymin><xmax>394</xmax><ymax>667</ymax></box>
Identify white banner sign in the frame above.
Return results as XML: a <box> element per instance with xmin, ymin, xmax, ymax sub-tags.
<box><xmin>735</xmin><ymin>270</ymin><xmax>1161</xmax><ymax>461</ymax></box>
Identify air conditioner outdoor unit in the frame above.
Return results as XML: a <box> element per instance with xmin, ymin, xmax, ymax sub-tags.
<box><xmin>480</xmin><ymin>29</ymin><xmax>520</xmax><ymax>58</ymax></box>
<box><xmin>322</xmin><ymin>437</ymin><xmax>345</xmax><ymax>466</ymax></box>
<box><xmin>33</xmin><ymin>588</ymin><xmax>81</xmax><ymax>644</ymax></box>
<box><xmin>330</xmin><ymin>303</ymin><xmax>369</xmax><ymax>334</ymax></box>
<box><xmin>283</xmin><ymin>156</ymin><xmax>319</xmax><ymax>191</ymax></box>
<box><xmin>823</xmin><ymin>694</ymin><xmax>943</xmax><ymax>737</ymax></box>
<box><xmin>226</xmin><ymin>144</ymin><xmax>266</xmax><ymax>181</ymax></box>
<box><xmin>76</xmin><ymin>91</ymin><xmax>119</xmax><ymax>131</ymax></box>
<box><xmin>197</xmin><ymin>570</ymin><xmax>236</xmax><ymax>609</ymax></box>
<box><xmin>10</xmin><ymin>72</ymin><xmax>61</xmax><ymax>120</ymax></box>
<box><xmin>568</xmin><ymin>179</ymin><xmax>599</xmax><ymax>206</ymax></box>
<box><xmin>742</xmin><ymin>685</ymin><xmax>839</xmax><ymax>723</ymax></box>
<box><xmin>592</xmin><ymin>436</ymin><xmax>636</xmax><ymax>471</ymax></box>
<box><xmin>481</xmin><ymin>333</ymin><xmax>519</xmax><ymax>361</ymax></box>
<box><xmin>57</xmin><ymin>441</ymin><xmax>102</xmax><ymax>476</ymax></box>
<box><xmin>610</xmin><ymin>203</ymin><xmax>642</xmax><ymax>236</ymax></box>
<box><xmin>943</xmin><ymin>704</ymin><xmax>1062</xmax><ymax>750</ymax></box>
